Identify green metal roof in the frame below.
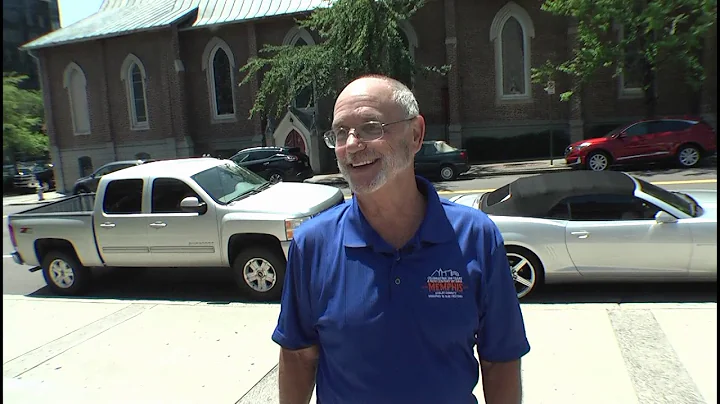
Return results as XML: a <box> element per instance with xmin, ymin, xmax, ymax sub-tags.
<box><xmin>21</xmin><ymin>0</ymin><xmax>331</xmax><ymax>50</ymax></box>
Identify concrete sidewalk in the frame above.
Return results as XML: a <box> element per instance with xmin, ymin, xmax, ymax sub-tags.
<box><xmin>3</xmin><ymin>295</ymin><xmax>716</xmax><ymax>404</ymax></box>
<box><xmin>306</xmin><ymin>158</ymin><xmax>569</xmax><ymax>186</ymax></box>
<box><xmin>2</xmin><ymin>191</ymin><xmax>67</xmax><ymax>207</ymax></box>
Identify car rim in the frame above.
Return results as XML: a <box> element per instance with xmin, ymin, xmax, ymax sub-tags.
<box><xmin>49</xmin><ymin>259</ymin><xmax>75</xmax><ymax>288</ymax></box>
<box><xmin>507</xmin><ymin>252</ymin><xmax>536</xmax><ymax>299</ymax></box>
<box><xmin>679</xmin><ymin>148</ymin><xmax>700</xmax><ymax>166</ymax></box>
<box><xmin>242</xmin><ymin>257</ymin><xmax>277</xmax><ymax>292</ymax></box>
<box><xmin>588</xmin><ymin>154</ymin><xmax>608</xmax><ymax>171</ymax></box>
<box><xmin>441</xmin><ymin>167</ymin><xmax>454</xmax><ymax>180</ymax></box>
<box><xmin>269</xmin><ymin>174</ymin><xmax>283</xmax><ymax>183</ymax></box>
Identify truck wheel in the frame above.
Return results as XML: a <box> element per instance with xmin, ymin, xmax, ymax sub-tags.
<box><xmin>232</xmin><ymin>247</ymin><xmax>286</xmax><ymax>302</ymax></box>
<box><xmin>41</xmin><ymin>250</ymin><xmax>92</xmax><ymax>296</ymax></box>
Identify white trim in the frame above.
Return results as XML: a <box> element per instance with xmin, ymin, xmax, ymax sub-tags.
<box><xmin>399</xmin><ymin>20</ymin><xmax>418</xmax><ymax>60</ymax></box>
<box><xmin>62</xmin><ymin>62</ymin><xmax>91</xmax><ymax>136</ymax></box>
<box><xmin>201</xmin><ymin>37</ymin><xmax>237</xmax><ymax>123</ymax></box>
<box><xmin>282</xmin><ymin>26</ymin><xmax>316</xmax><ymax>47</ymax></box>
<box><xmin>273</xmin><ymin>111</ymin><xmax>315</xmax><ymax>168</ymax></box>
<box><xmin>120</xmin><ymin>53</ymin><xmax>150</xmax><ymax>131</ymax></box>
<box><xmin>490</xmin><ymin>1</ymin><xmax>535</xmax><ymax>104</ymax></box>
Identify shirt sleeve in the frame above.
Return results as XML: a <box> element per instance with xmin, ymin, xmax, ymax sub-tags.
<box><xmin>271</xmin><ymin>239</ymin><xmax>318</xmax><ymax>350</ymax></box>
<box><xmin>475</xmin><ymin>228</ymin><xmax>531</xmax><ymax>362</ymax></box>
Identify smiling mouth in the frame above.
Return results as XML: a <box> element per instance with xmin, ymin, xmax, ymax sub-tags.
<box><xmin>350</xmin><ymin>159</ymin><xmax>378</xmax><ymax>168</ymax></box>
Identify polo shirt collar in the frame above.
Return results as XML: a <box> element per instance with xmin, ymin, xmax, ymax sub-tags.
<box><xmin>343</xmin><ymin>176</ymin><xmax>456</xmax><ymax>252</ymax></box>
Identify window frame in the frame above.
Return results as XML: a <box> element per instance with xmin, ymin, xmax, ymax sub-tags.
<box><xmin>150</xmin><ymin>177</ymin><xmax>204</xmax><ymax>214</ymax></box>
<box><xmin>102</xmin><ymin>178</ymin><xmax>144</xmax><ymax>215</ymax></box>
<box><xmin>120</xmin><ymin>53</ymin><xmax>150</xmax><ymax>131</ymax></box>
<box><xmin>62</xmin><ymin>62</ymin><xmax>91</xmax><ymax>136</ymax></box>
<box><xmin>489</xmin><ymin>2</ymin><xmax>536</xmax><ymax>105</ymax></box>
<box><xmin>201</xmin><ymin>37</ymin><xmax>237</xmax><ymax>123</ymax></box>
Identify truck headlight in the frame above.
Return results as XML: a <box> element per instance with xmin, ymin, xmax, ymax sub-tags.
<box><xmin>285</xmin><ymin>217</ymin><xmax>310</xmax><ymax>240</ymax></box>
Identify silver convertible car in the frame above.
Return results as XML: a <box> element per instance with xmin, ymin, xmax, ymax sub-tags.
<box><xmin>450</xmin><ymin>171</ymin><xmax>717</xmax><ymax>298</ymax></box>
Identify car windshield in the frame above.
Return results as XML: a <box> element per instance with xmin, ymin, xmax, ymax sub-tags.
<box><xmin>191</xmin><ymin>161</ymin><xmax>269</xmax><ymax>204</ymax></box>
<box><xmin>637</xmin><ymin>178</ymin><xmax>695</xmax><ymax>217</ymax></box>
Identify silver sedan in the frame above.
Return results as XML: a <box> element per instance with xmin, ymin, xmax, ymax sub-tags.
<box><xmin>450</xmin><ymin>171</ymin><xmax>717</xmax><ymax>298</ymax></box>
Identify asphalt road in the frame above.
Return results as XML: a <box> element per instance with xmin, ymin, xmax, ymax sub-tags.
<box><xmin>2</xmin><ymin>167</ymin><xmax>717</xmax><ymax>303</ymax></box>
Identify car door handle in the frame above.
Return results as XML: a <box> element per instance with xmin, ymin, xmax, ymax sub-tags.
<box><xmin>149</xmin><ymin>222</ymin><xmax>167</xmax><ymax>228</ymax></box>
<box><xmin>571</xmin><ymin>231</ymin><xmax>589</xmax><ymax>239</ymax></box>
<box><xmin>99</xmin><ymin>222</ymin><xmax>115</xmax><ymax>229</ymax></box>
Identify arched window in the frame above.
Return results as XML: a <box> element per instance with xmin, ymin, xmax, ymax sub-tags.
<box><xmin>490</xmin><ymin>2</ymin><xmax>535</xmax><ymax>103</ymax></box>
<box><xmin>63</xmin><ymin>62</ymin><xmax>91</xmax><ymax>135</ymax></box>
<box><xmin>202</xmin><ymin>37</ymin><xmax>237</xmax><ymax>121</ymax></box>
<box><xmin>283</xmin><ymin>27</ymin><xmax>316</xmax><ymax>109</ymax></box>
<box><xmin>120</xmin><ymin>54</ymin><xmax>149</xmax><ymax>130</ymax></box>
<box><xmin>615</xmin><ymin>24</ymin><xmax>644</xmax><ymax>99</ymax></box>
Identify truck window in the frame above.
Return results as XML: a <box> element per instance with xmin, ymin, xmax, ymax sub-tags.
<box><xmin>103</xmin><ymin>179</ymin><xmax>144</xmax><ymax>214</ymax></box>
<box><xmin>152</xmin><ymin>178</ymin><xmax>201</xmax><ymax>213</ymax></box>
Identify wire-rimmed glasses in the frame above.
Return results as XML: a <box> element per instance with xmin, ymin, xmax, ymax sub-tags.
<box><xmin>323</xmin><ymin>116</ymin><xmax>417</xmax><ymax>149</ymax></box>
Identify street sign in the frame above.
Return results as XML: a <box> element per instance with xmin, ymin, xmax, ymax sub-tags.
<box><xmin>545</xmin><ymin>80</ymin><xmax>556</xmax><ymax>95</ymax></box>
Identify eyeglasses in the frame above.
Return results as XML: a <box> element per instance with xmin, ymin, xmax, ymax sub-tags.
<box><xmin>323</xmin><ymin>116</ymin><xmax>417</xmax><ymax>149</ymax></box>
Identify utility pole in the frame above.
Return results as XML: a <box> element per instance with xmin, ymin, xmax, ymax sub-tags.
<box><xmin>544</xmin><ymin>80</ymin><xmax>556</xmax><ymax>165</ymax></box>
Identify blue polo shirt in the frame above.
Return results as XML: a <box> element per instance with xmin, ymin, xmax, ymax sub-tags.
<box><xmin>272</xmin><ymin>176</ymin><xmax>530</xmax><ymax>404</ymax></box>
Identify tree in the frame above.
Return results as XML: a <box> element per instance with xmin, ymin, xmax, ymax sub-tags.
<box><xmin>532</xmin><ymin>0</ymin><xmax>717</xmax><ymax>118</ymax></box>
<box><xmin>3</xmin><ymin>73</ymin><xmax>48</xmax><ymax>162</ymax></box>
<box><xmin>238</xmin><ymin>0</ymin><xmax>448</xmax><ymax>119</ymax></box>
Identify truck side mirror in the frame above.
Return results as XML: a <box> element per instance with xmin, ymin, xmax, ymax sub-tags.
<box><xmin>180</xmin><ymin>196</ymin><xmax>207</xmax><ymax>214</ymax></box>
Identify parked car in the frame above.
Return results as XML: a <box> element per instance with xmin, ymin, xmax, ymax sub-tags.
<box><xmin>230</xmin><ymin>146</ymin><xmax>314</xmax><ymax>183</ymax></box>
<box><xmin>414</xmin><ymin>140</ymin><xmax>470</xmax><ymax>180</ymax></box>
<box><xmin>8</xmin><ymin>158</ymin><xmax>344</xmax><ymax>301</ymax></box>
<box><xmin>73</xmin><ymin>159</ymin><xmax>153</xmax><ymax>194</ymax></box>
<box><xmin>450</xmin><ymin>171</ymin><xmax>716</xmax><ymax>298</ymax></box>
<box><xmin>565</xmin><ymin>117</ymin><xmax>717</xmax><ymax>171</ymax></box>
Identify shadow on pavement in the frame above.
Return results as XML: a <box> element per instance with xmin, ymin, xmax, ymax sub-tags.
<box><xmin>523</xmin><ymin>281</ymin><xmax>717</xmax><ymax>304</ymax></box>
<box><xmin>27</xmin><ymin>266</ymin><xmax>276</xmax><ymax>304</ymax></box>
<box><xmin>26</xmin><ymin>266</ymin><xmax>717</xmax><ymax>305</ymax></box>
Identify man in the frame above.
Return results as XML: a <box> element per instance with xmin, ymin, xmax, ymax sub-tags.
<box><xmin>272</xmin><ymin>75</ymin><xmax>530</xmax><ymax>404</ymax></box>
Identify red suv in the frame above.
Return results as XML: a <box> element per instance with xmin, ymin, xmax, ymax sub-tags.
<box><xmin>565</xmin><ymin>117</ymin><xmax>717</xmax><ymax>171</ymax></box>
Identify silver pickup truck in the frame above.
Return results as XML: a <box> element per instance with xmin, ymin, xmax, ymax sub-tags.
<box><xmin>8</xmin><ymin>158</ymin><xmax>344</xmax><ymax>301</ymax></box>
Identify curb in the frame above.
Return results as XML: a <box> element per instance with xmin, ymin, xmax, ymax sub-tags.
<box><xmin>3</xmin><ymin>198</ymin><xmax>60</xmax><ymax>207</ymax></box>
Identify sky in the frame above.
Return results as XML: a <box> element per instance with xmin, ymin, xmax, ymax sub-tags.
<box><xmin>58</xmin><ymin>0</ymin><xmax>104</xmax><ymax>27</ymax></box>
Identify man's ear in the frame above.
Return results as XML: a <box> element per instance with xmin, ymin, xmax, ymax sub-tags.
<box><xmin>413</xmin><ymin>115</ymin><xmax>426</xmax><ymax>150</ymax></box>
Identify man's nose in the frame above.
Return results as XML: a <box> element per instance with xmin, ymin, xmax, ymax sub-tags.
<box><xmin>344</xmin><ymin>131</ymin><xmax>365</xmax><ymax>152</ymax></box>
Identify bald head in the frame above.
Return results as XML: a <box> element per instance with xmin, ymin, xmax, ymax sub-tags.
<box><xmin>336</xmin><ymin>75</ymin><xmax>419</xmax><ymax>119</ymax></box>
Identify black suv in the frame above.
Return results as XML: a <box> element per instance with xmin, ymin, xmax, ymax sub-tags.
<box><xmin>230</xmin><ymin>147</ymin><xmax>314</xmax><ymax>183</ymax></box>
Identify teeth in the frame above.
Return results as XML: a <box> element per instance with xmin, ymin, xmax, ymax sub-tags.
<box><xmin>352</xmin><ymin>160</ymin><xmax>374</xmax><ymax>167</ymax></box>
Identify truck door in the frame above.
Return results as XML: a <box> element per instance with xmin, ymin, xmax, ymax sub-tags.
<box><xmin>93</xmin><ymin>178</ymin><xmax>151</xmax><ymax>266</ymax></box>
<box><xmin>146</xmin><ymin>177</ymin><xmax>221</xmax><ymax>266</ymax></box>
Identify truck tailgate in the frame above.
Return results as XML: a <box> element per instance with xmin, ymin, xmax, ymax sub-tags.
<box><xmin>8</xmin><ymin>194</ymin><xmax>102</xmax><ymax>267</ymax></box>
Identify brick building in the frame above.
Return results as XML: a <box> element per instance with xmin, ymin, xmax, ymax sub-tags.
<box><xmin>22</xmin><ymin>0</ymin><xmax>717</xmax><ymax>193</ymax></box>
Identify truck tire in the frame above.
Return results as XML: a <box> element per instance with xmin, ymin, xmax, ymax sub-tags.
<box><xmin>232</xmin><ymin>246</ymin><xmax>286</xmax><ymax>302</ymax></box>
<box><xmin>41</xmin><ymin>250</ymin><xmax>92</xmax><ymax>296</ymax></box>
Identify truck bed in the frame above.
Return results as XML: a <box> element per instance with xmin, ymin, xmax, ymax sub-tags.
<box><xmin>13</xmin><ymin>194</ymin><xmax>95</xmax><ymax>217</ymax></box>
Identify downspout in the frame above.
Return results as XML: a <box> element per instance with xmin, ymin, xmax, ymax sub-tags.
<box><xmin>27</xmin><ymin>48</ymin><xmax>66</xmax><ymax>192</ymax></box>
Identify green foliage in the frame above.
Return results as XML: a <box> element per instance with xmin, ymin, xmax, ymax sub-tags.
<box><xmin>3</xmin><ymin>73</ymin><xmax>48</xmax><ymax>158</ymax></box>
<box><xmin>238</xmin><ymin>0</ymin><xmax>449</xmax><ymax>119</ymax></box>
<box><xmin>533</xmin><ymin>0</ymin><xmax>717</xmax><ymax>101</ymax></box>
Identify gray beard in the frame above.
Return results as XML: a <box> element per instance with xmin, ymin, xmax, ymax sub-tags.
<box><xmin>338</xmin><ymin>139</ymin><xmax>414</xmax><ymax>195</ymax></box>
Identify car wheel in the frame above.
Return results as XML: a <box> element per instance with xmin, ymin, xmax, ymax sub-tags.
<box><xmin>41</xmin><ymin>250</ymin><xmax>92</xmax><ymax>296</ymax></box>
<box><xmin>268</xmin><ymin>171</ymin><xmax>284</xmax><ymax>184</ymax></box>
<box><xmin>505</xmin><ymin>246</ymin><xmax>544</xmax><ymax>299</ymax></box>
<box><xmin>439</xmin><ymin>165</ymin><xmax>457</xmax><ymax>180</ymax></box>
<box><xmin>232</xmin><ymin>246</ymin><xmax>286</xmax><ymax>301</ymax></box>
<box><xmin>585</xmin><ymin>151</ymin><xmax>611</xmax><ymax>171</ymax></box>
<box><xmin>677</xmin><ymin>144</ymin><xmax>701</xmax><ymax>168</ymax></box>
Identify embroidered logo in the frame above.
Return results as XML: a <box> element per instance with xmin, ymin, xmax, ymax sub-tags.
<box><xmin>424</xmin><ymin>268</ymin><xmax>465</xmax><ymax>299</ymax></box>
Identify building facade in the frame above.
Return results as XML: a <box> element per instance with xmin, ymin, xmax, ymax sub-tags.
<box><xmin>22</xmin><ymin>0</ymin><xmax>717</xmax><ymax>193</ymax></box>
<box><xmin>4</xmin><ymin>0</ymin><xmax>60</xmax><ymax>88</ymax></box>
